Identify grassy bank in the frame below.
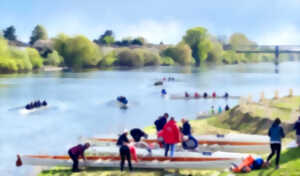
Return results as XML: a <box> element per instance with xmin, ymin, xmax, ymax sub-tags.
<box><xmin>38</xmin><ymin>96</ymin><xmax>299</xmax><ymax>176</ymax></box>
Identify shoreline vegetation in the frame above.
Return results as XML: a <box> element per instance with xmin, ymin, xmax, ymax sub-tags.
<box><xmin>38</xmin><ymin>96</ymin><xmax>300</xmax><ymax>176</ymax></box>
<box><xmin>1</xmin><ymin>25</ymin><xmax>300</xmax><ymax>74</ymax></box>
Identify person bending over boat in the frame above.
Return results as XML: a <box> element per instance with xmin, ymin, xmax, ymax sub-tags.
<box><xmin>162</xmin><ymin>117</ymin><xmax>181</xmax><ymax>157</ymax></box>
<box><xmin>117</xmin><ymin>131</ymin><xmax>133</xmax><ymax>171</ymax></box>
<box><xmin>293</xmin><ymin>116</ymin><xmax>300</xmax><ymax>147</ymax></box>
<box><xmin>154</xmin><ymin>113</ymin><xmax>169</xmax><ymax>132</ymax></box>
<box><xmin>130</xmin><ymin>128</ymin><xmax>152</xmax><ymax>155</ymax></box>
<box><xmin>68</xmin><ymin>143</ymin><xmax>90</xmax><ymax>172</ymax></box>
<box><xmin>266</xmin><ymin>118</ymin><xmax>285</xmax><ymax>169</ymax></box>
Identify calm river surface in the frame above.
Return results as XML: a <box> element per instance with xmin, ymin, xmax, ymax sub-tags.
<box><xmin>1</xmin><ymin>62</ymin><xmax>300</xmax><ymax>175</ymax></box>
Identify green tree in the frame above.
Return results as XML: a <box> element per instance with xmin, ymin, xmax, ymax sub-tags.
<box><xmin>94</xmin><ymin>30</ymin><xmax>115</xmax><ymax>45</ymax></box>
<box><xmin>26</xmin><ymin>48</ymin><xmax>43</xmax><ymax>69</ymax></box>
<box><xmin>229</xmin><ymin>33</ymin><xmax>256</xmax><ymax>50</ymax></box>
<box><xmin>161</xmin><ymin>43</ymin><xmax>193</xmax><ymax>65</ymax></box>
<box><xmin>206</xmin><ymin>41</ymin><xmax>223</xmax><ymax>63</ymax></box>
<box><xmin>3</xmin><ymin>26</ymin><xmax>17</xmax><ymax>41</ymax></box>
<box><xmin>44</xmin><ymin>50</ymin><xmax>63</xmax><ymax>66</ymax></box>
<box><xmin>30</xmin><ymin>25</ymin><xmax>48</xmax><ymax>45</ymax></box>
<box><xmin>98</xmin><ymin>51</ymin><xmax>118</xmax><ymax>67</ymax></box>
<box><xmin>183</xmin><ymin>27</ymin><xmax>211</xmax><ymax>66</ymax></box>
<box><xmin>54</xmin><ymin>34</ymin><xmax>102</xmax><ymax>69</ymax></box>
<box><xmin>117</xmin><ymin>49</ymin><xmax>144</xmax><ymax>67</ymax></box>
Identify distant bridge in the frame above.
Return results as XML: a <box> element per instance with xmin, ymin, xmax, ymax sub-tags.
<box><xmin>224</xmin><ymin>45</ymin><xmax>300</xmax><ymax>66</ymax></box>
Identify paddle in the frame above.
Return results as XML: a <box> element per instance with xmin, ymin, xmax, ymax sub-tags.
<box><xmin>8</xmin><ymin>106</ymin><xmax>24</xmax><ymax>111</ymax></box>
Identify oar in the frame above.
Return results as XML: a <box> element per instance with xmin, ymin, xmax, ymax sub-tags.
<box><xmin>8</xmin><ymin>106</ymin><xmax>24</xmax><ymax>111</ymax></box>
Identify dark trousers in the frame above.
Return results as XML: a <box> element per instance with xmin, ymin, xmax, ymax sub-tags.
<box><xmin>267</xmin><ymin>143</ymin><xmax>281</xmax><ymax>166</ymax></box>
<box><xmin>119</xmin><ymin>145</ymin><xmax>132</xmax><ymax>171</ymax></box>
<box><xmin>68</xmin><ymin>151</ymin><xmax>79</xmax><ymax>171</ymax></box>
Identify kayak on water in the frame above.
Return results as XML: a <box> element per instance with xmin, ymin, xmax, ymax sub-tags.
<box><xmin>82</xmin><ymin>134</ymin><xmax>269</xmax><ymax>153</ymax></box>
<box><xmin>16</xmin><ymin>150</ymin><xmax>248</xmax><ymax>170</ymax></box>
<box><xmin>116</xmin><ymin>96</ymin><xmax>128</xmax><ymax>109</ymax></box>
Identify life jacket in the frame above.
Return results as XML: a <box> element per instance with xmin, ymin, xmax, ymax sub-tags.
<box><xmin>232</xmin><ymin>155</ymin><xmax>254</xmax><ymax>173</ymax></box>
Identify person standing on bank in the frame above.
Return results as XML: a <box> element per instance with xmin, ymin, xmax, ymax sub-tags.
<box><xmin>68</xmin><ymin>143</ymin><xmax>90</xmax><ymax>172</ymax></box>
<box><xmin>266</xmin><ymin>118</ymin><xmax>285</xmax><ymax>169</ymax></box>
<box><xmin>294</xmin><ymin>116</ymin><xmax>300</xmax><ymax>147</ymax></box>
<box><xmin>162</xmin><ymin>117</ymin><xmax>181</xmax><ymax>157</ymax></box>
<box><xmin>117</xmin><ymin>131</ymin><xmax>133</xmax><ymax>171</ymax></box>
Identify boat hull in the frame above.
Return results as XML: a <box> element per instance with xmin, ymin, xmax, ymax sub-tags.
<box><xmin>18</xmin><ymin>154</ymin><xmax>243</xmax><ymax>170</ymax></box>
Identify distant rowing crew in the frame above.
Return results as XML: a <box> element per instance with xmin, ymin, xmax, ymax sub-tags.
<box><xmin>25</xmin><ymin>100</ymin><xmax>48</xmax><ymax>110</ymax></box>
<box><xmin>162</xmin><ymin>90</ymin><xmax>235</xmax><ymax>99</ymax></box>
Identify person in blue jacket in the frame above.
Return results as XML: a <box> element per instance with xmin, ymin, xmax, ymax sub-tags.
<box><xmin>294</xmin><ymin>116</ymin><xmax>300</xmax><ymax>147</ymax></box>
<box><xmin>180</xmin><ymin>118</ymin><xmax>198</xmax><ymax>150</ymax></box>
<box><xmin>266</xmin><ymin>118</ymin><xmax>285</xmax><ymax>169</ymax></box>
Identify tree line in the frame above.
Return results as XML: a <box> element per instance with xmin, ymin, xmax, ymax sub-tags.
<box><xmin>0</xmin><ymin>24</ymin><xmax>286</xmax><ymax>74</ymax></box>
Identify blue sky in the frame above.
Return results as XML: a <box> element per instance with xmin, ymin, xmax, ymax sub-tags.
<box><xmin>1</xmin><ymin>0</ymin><xmax>300</xmax><ymax>44</ymax></box>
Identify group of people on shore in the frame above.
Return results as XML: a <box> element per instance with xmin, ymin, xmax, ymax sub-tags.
<box><xmin>25</xmin><ymin>100</ymin><xmax>47</xmax><ymax>110</ymax></box>
<box><xmin>67</xmin><ymin>116</ymin><xmax>300</xmax><ymax>173</ymax></box>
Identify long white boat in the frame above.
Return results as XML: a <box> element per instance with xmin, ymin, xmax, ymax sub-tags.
<box><xmin>170</xmin><ymin>94</ymin><xmax>240</xmax><ymax>100</ymax></box>
<box><xmin>82</xmin><ymin>134</ymin><xmax>270</xmax><ymax>153</ymax></box>
<box><xmin>16</xmin><ymin>151</ymin><xmax>247</xmax><ymax>170</ymax></box>
<box><xmin>19</xmin><ymin>106</ymin><xmax>48</xmax><ymax>115</ymax></box>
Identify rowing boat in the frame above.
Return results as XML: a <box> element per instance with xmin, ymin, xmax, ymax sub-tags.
<box><xmin>170</xmin><ymin>95</ymin><xmax>240</xmax><ymax>100</ymax></box>
<box><xmin>19</xmin><ymin>106</ymin><xmax>48</xmax><ymax>115</ymax></box>
<box><xmin>82</xmin><ymin>134</ymin><xmax>269</xmax><ymax>153</ymax></box>
<box><xmin>16</xmin><ymin>151</ymin><xmax>246</xmax><ymax>170</ymax></box>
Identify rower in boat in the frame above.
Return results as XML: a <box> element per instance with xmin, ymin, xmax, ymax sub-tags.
<box><xmin>224</xmin><ymin>92</ymin><xmax>229</xmax><ymax>99</ymax></box>
<box><xmin>194</xmin><ymin>92</ymin><xmax>200</xmax><ymax>98</ymax></box>
<box><xmin>68</xmin><ymin>143</ymin><xmax>90</xmax><ymax>172</ymax></box>
<box><xmin>212</xmin><ymin>92</ymin><xmax>217</xmax><ymax>98</ymax></box>
<box><xmin>117</xmin><ymin>96</ymin><xmax>128</xmax><ymax>105</ymax></box>
<box><xmin>185</xmin><ymin>92</ymin><xmax>190</xmax><ymax>98</ymax></box>
<box><xmin>203</xmin><ymin>92</ymin><xmax>208</xmax><ymax>99</ymax></box>
<box><xmin>154</xmin><ymin>81</ymin><xmax>163</xmax><ymax>86</ymax></box>
<box><xmin>161</xmin><ymin>89</ymin><xmax>167</xmax><ymax>96</ymax></box>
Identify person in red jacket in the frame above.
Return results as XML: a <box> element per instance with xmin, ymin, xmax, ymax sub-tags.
<box><xmin>162</xmin><ymin>117</ymin><xmax>181</xmax><ymax>157</ymax></box>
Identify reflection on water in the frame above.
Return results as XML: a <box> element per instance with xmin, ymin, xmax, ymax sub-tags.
<box><xmin>0</xmin><ymin>62</ymin><xmax>300</xmax><ymax>175</ymax></box>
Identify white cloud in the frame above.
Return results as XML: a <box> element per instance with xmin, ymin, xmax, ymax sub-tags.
<box><xmin>117</xmin><ymin>19</ymin><xmax>184</xmax><ymax>44</ymax></box>
<box><xmin>256</xmin><ymin>25</ymin><xmax>300</xmax><ymax>45</ymax></box>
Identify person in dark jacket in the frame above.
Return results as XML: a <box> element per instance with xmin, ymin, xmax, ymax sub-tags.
<box><xmin>225</xmin><ymin>104</ymin><xmax>230</xmax><ymax>111</ymax></box>
<box><xmin>130</xmin><ymin>128</ymin><xmax>148</xmax><ymax>142</ymax></box>
<box><xmin>116</xmin><ymin>131</ymin><xmax>132</xmax><ymax>171</ymax></box>
<box><xmin>117</xmin><ymin>131</ymin><xmax>130</xmax><ymax>146</ymax></box>
<box><xmin>266</xmin><ymin>118</ymin><xmax>285</xmax><ymax>169</ymax></box>
<box><xmin>181</xmin><ymin>118</ymin><xmax>191</xmax><ymax>136</ymax></box>
<box><xmin>154</xmin><ymin>113</ymin><xmax>169</xmax><ymax>132</ymax></box>
<box><xmin>130</xmin><ymin>128</ymin><xmax>152</xmax><ymax>155</ymax></box>
<box><xmin>203</xmin><ymin>92</ymin><xmax>208</xmax><ymax>99</ymax></box>
<box><xmin>68</xmin><ymin>143</ymin><xmax>90</xmax><ymax>172</ymax></box>
<box><xmin>294</xmin><ymin>116</ymin><xmax>300</xmax><ymax>146</ymax></box>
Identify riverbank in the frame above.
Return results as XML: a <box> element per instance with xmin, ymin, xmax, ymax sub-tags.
<box><xmin>36</xmin><ymin>96</ymin><xmax>299</xmax><ymax>176</ymax></box>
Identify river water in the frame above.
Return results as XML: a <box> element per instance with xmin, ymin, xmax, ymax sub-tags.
<box><xmin>1</xmin><ymin>62</ymin><xmax>300</xmax><ymax>175</ymax></box>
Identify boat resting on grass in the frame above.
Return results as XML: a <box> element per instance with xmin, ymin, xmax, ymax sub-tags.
<box><xmin>170</xmin><ymin>95</ymin><xmax>240</xmax><ymax>100</ymax></box>
<box><xmin>82</xmin><ymin>134</ymin><xmax>270</xmax><ymax>153</ymax></box>
<box><xmin>16</xmin><ymin>151</ymin><xmax>247</xmax><ymax>170</ymax></box>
